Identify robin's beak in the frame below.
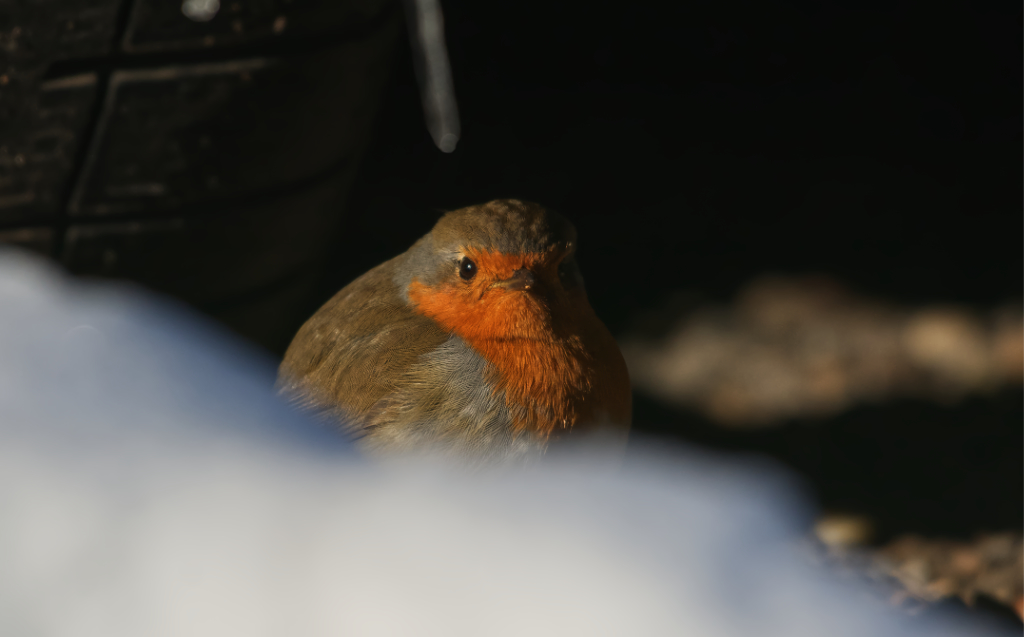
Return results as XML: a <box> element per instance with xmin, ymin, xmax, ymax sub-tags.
<box><xmin>491</xmin><ymin>268</ymin><xmax>536</xmax><ymax>292</ymax></box>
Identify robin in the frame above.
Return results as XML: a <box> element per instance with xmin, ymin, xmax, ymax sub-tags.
<box><xmin>278</xmin><ymin>199</ymin><xmax>631</xmax><ymax>461</ymax></box>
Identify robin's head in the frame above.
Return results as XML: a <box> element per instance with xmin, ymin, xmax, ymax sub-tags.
<box><xmin>397</xmin><ymin>200</ymin><xmax>631</xmax><ymax>435</ymax></box>
<box><xmin>398</xmin><ymin>200</ymin><xmax>590</xmax><ymax>342</ymax></box>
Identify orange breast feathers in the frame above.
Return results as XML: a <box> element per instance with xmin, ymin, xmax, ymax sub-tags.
<box><xmin>406</xmin><ymin>247</ymin><xmax>631</xmax><ymax>438</ymax></box>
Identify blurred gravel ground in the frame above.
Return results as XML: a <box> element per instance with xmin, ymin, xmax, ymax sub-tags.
<box><xmin>623</xmin><ymin>275</ymin><xmax>1022</xmax><ymax>427</ymax></box>
<box><xmin>813</xmin><ymin>516</ymin><xmax>1023</xmax><ymax>621</ymax></box>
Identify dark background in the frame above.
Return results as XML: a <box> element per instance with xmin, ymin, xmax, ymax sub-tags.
<box><xmin>327</xmin><ymin>0</ymin><xmax>1021</xmax><ymax>332</ymax></box>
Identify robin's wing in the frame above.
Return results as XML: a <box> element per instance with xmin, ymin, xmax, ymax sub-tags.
<box><xmin>277</xmin><ymin>256</ymin><xmax>450</xmax><ymax>435</ymax></box>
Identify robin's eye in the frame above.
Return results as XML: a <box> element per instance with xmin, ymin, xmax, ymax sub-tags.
<box><xmin>458</xmin><ymin>257</ymin><xmax>477</xmax><ymax>280</ymax></box>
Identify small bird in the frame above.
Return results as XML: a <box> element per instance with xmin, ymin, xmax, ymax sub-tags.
<box><xmin>278</xmin><ymin>199</ymin><xmax>631</xmax><ymax>461</ymax></box>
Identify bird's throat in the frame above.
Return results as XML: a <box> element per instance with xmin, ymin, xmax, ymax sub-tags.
<box><xmin>407</xmin><ymin>279</ymin><xmax>630</xmax><ymax>438</ymax></box>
